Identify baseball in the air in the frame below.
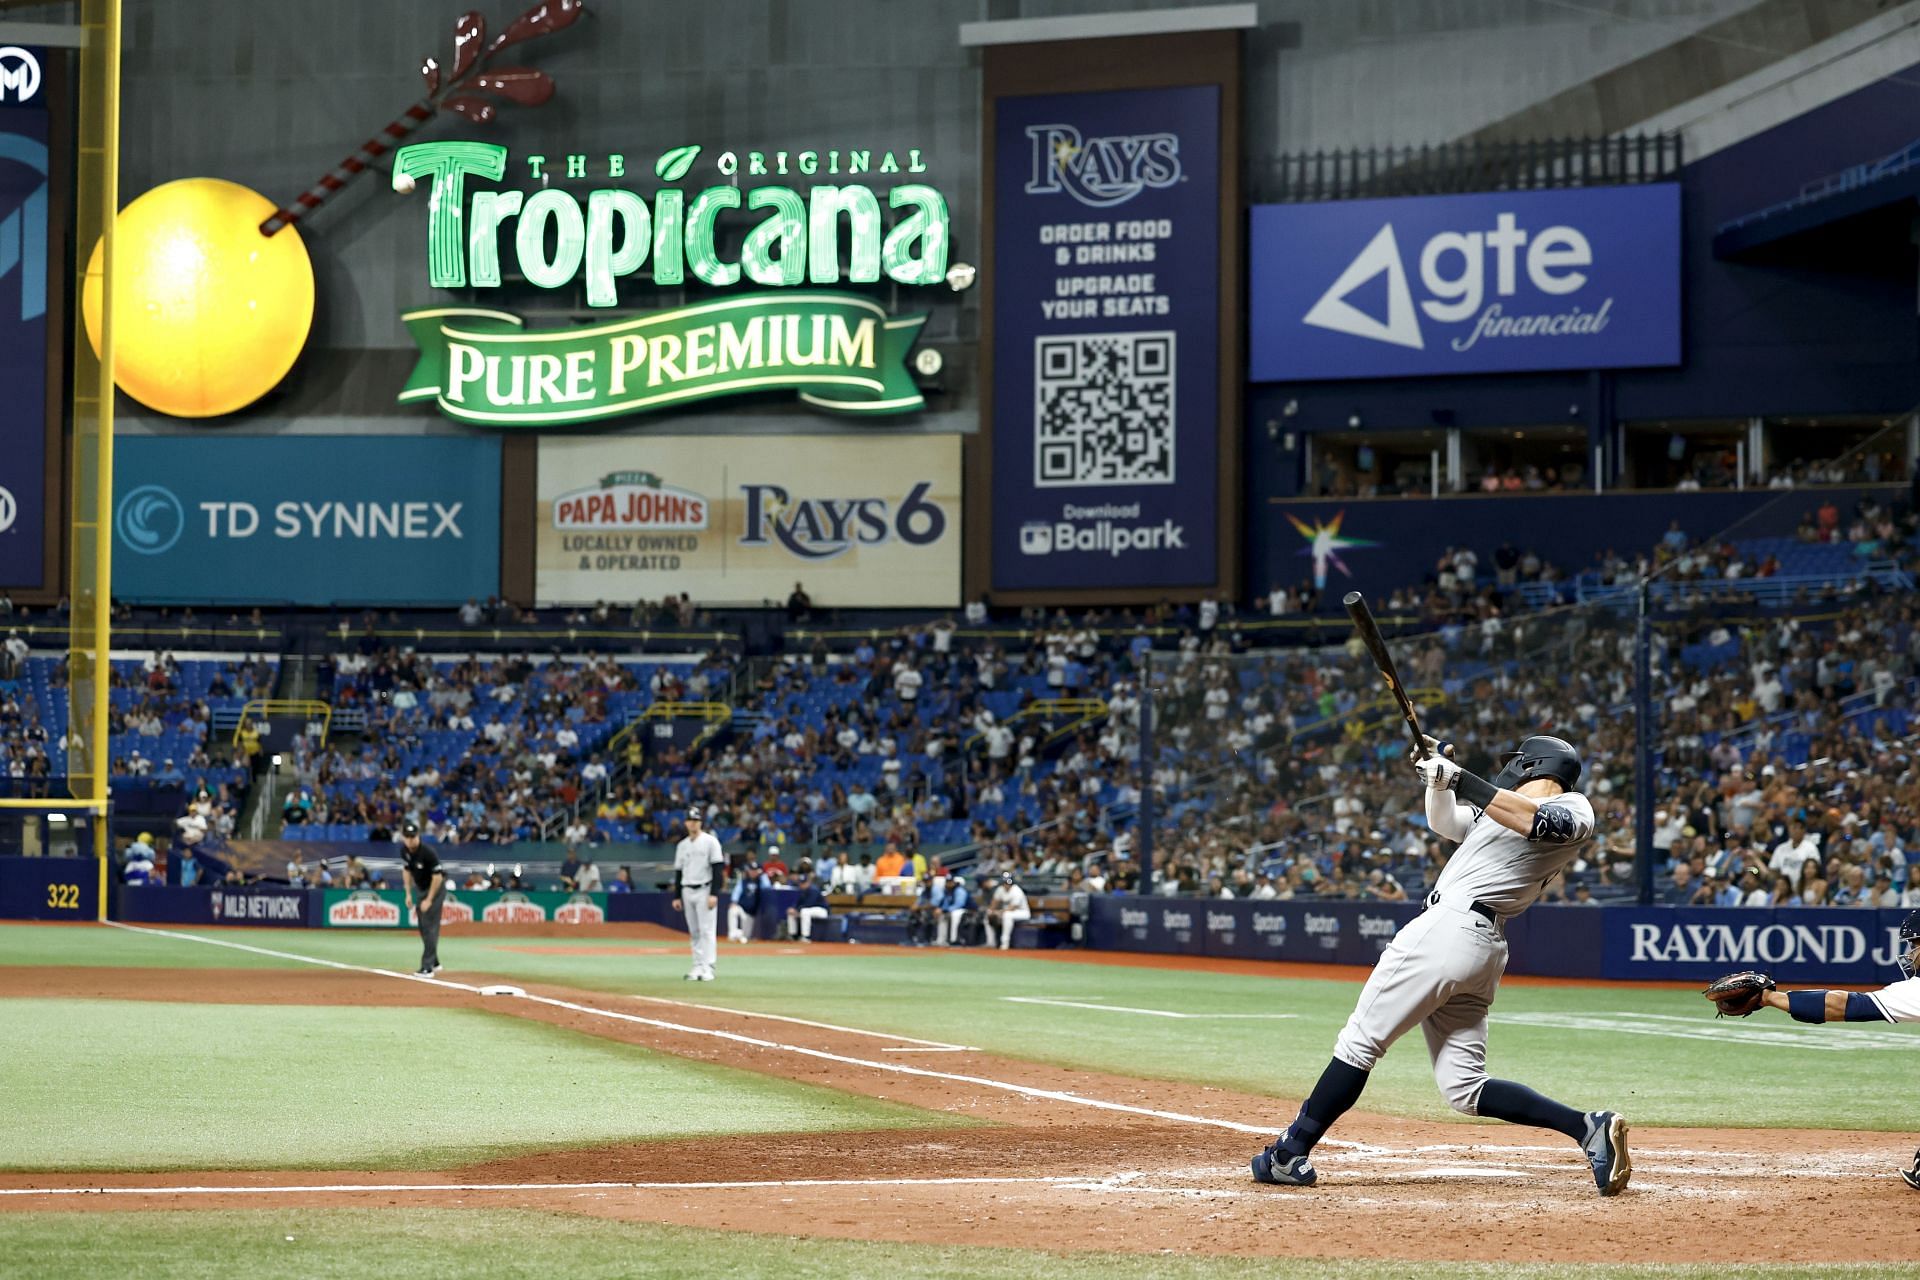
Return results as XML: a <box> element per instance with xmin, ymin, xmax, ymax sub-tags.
<box><xmin>393</xmin><ymin>171</ymin><xmax>416</xmax><ymax>194</ymax></box>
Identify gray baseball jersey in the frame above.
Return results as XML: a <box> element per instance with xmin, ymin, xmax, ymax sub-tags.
<box><xmin>1428</xmin><ymin>791</ymin><xmax>1597</xmax><ymax>918</ymax></box>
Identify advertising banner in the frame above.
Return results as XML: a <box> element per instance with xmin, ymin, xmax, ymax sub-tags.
<box><xmin>321</xmin><ymin>887</ymin><xmax>607</xmax><ymax>928</ymax></box>
<box><xmin>989</xmin><ymin>85</ymin><xmax>1221</xmax><ymax>592</ymax></box>
<box><xmin>1600</xmin><ymin>907</ymin><xmax>1913</xmax><ymax>984</ymax></box>
<box><xmin>1088</xmin><ymin>897</ymin><xmax>1418</xmax><ymax>963</ymax></box>
<box><xmin>112</xmin><ymin>436</ymin><xmax>502</xmax><ymax>605</ymax></box>
<box><xmin>535</xmin><ymin>434</ymin><xmax>960</xmax><ymax>606</ymax></box>
<box><xmin>1249</xmin><ymin>184</ymin><xmax>1681</xmax><ymax>381</ymax></box>
<box><xmin>0</xmin><ymin>45</ymin><xmax>50</xmax><ymax>590</ymax></box>
<box><xmin>1089</xmin><ymin>898</ymin><xmax>1911</xmax><ymax>986</ymax></box>
<box><xmin>116</xmin><ymin>885</ymin><xmax>316</xmax><ymax>927</ymax></box>
<box><xmin>392</xmin><ymin>139</ymin><xmax>952</xmax><ymax>425</ymax></box>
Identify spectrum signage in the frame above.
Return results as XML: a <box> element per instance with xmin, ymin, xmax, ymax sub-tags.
<box><xmin>394</xmin><ymin>141</ymin><xmax>953</xmax><ymax>423</ymax></box>
<box><xmin>1248</xmin><ymin>184</ymin><xmax>1681</xmax><ymax>380</ymax></box>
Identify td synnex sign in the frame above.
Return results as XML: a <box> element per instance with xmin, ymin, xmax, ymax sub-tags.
<box><xmin>112</xmin><ymin>437</ymin><xmax>502</xmax><ymax>605</ymax></box>
<box><xmin>1249</xmin><ymin>184</ymin><xmax>1680</xmax><ymax>380</ymax></box>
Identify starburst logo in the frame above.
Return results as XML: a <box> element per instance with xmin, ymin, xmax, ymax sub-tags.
<box><xmin>1286</xmin><ymin>511</ymin><xmax>1376</xmax><ymax>589</ymax></box>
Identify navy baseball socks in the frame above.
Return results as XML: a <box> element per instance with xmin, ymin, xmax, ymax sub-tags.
<box><xmin>1255</xmin><ymin>1067</ymin><xmax>1630</xmax><ymax>1194</ymax></box>
<box><xmin>1475</xmin><ymin>1079</ymin><xmax>1585</xmax><ymax>1140</ymax></box>
<box><xmin>1252</xmin><ymin>1057</ymin><xmax>1370</xmax><ymax>1186</ymax></box>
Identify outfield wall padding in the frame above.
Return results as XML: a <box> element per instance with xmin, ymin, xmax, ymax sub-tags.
<box><xmin>0</xmin><ymin>856</ymin><xmax>98</xmax><ymax>921</ymax></box>
<box><xmin>1086</xmin><ymin>898</ymin><xmax>1914</xmax><ymax>983</ymax></box>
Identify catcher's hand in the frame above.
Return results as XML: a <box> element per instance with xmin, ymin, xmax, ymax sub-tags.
<box><xmin>1702</xmin><ymin>970</ymin><xmax>1775</xmax><ymax>1018</ymax></box>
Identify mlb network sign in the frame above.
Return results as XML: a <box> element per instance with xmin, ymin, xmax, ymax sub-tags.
<box><xmin>1248</xmin><ymin>184</ymin><xmax>1681</xmax><ymax>380</ymax></box>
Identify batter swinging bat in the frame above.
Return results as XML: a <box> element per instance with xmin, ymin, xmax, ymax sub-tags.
<box><xmin>1343</xmin><ymin>590</ymin><xmax>1428</xmax><ymax>761</ymax></box>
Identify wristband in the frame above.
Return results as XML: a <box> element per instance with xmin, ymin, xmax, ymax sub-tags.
<box><xmin>1786</xmin><ymin>990</ymin><xmax>1825</xmax><ymax>1023</ymax></box>
<box><xmin>1453</xmin><ymin>768</ymin><xmax>1498</xmax><ymax>810</ymax></box>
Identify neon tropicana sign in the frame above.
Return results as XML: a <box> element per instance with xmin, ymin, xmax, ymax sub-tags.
<box><xmin>392</xmin><ymin>141</ymin><xmax>951</xmax><ymax>425</ymax></box>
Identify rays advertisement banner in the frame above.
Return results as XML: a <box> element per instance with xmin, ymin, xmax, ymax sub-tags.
<box><xmin>0</xmin><ymin>45</ymin><xmax>49</xmax><ymax>590</ymax></box>
<box><xmin>111</xmin><ymin>436</ymin><xmax>502</xmax><ymax>605</ymax></box>
<box><xmin>1249</xmin><ymin>184</ymin><xmax>1681</xmax><ymax>380</ymax></box>
<box><xmin>535</xmin><ymin>434</ymin><xmax>960</xmax><ymax>606</ymax></box>
<box><xmin>989</xmin><ymin>85</ymin><xmax>1222</xmax><ymax>591</ymax></box>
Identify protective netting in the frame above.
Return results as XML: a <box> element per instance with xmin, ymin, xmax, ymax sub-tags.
<box><xmin>1141</xmin><ymin>601</ymin><xmax>1642</xmax><ymax>902</ymax></box>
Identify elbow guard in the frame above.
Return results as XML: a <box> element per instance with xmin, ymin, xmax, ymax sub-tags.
<box><xmin>1528</xmin><ymin>803</ymin><xmax>1580</xmax><ymax>844</ymax></box>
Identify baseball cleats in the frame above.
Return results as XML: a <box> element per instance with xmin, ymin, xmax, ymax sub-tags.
<box><xmin>694</xmin><ymin>969</ymin><xmax>715</xmax><ymax>982</ymax></box>
<box><xmin>1901</xmin><ymin>1148</ymin><xmax>1920</xmax><ymax>1191</ymax></box>
<box><xmin>1582</xmin><ymin>1111</ymin><xmax>1632</xmax><ymax>1196</ymax></box>
<box><xmin>1250</xmin><ymin>1142</ymin><xmax>1317</xmax><ymax>1187</ymax></box>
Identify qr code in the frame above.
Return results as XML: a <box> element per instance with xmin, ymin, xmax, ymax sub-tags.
<box><xmin>1034</xmin><ymin>332</ymin><xmax>1175</xmax><ymax>488</ymax></box>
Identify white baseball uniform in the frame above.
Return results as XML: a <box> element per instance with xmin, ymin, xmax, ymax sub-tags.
<box><xmin>674</xmin><ymin>829</ymin><xmax>725</xmax><ymax>978</ymax></box>
<box><xmin>1867</xmin><ymin>978</ymin><xmax>1920</xmax><ymax>1022</ymax></box>
<box><xmin>1332</xmin><ymin>786</ymin><xmax>1596</xmax><ymax>1114</ymax></box>
<box><xmin>986</xmin><ymin>882</ymin><xmax>1030</xmax><ymax>950</ymax></box>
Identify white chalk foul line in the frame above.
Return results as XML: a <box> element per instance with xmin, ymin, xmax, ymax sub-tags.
<box><xmin>99</xmin><ymin>923</ymin><xmax>1286</xmax><ymax>1140</ymax></box>
<box><xmin>1002</xmin><ymin>996</ymin><xmax>1298</xmax><ymax>1020</ymax></box>
<box><xmin>631</xmin><ymin>994</ymin><xmax>976</xmax><ymax>1052</ymax></box>
<box><xmin>0</xmin><ymin>1175</ymin><xmax>1101</xmax><ymax>1199</ymax></box>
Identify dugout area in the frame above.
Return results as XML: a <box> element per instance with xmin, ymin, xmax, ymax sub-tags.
<box><xmin>1</xmin><ymin>921</ymin><xmax>1916</xmax><ymax>1279</ymax></box>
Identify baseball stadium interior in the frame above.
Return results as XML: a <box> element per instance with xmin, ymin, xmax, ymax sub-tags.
<box><xmin>2</xmin><ymin>1</ymin><xmax>1919</xmax><ymax>1276</ymax></box>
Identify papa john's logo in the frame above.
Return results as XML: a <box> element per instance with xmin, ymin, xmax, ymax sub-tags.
<box><xmin>552</xmin><ymin>471</ymin><xmax>708</xmax><ymax>531</ymax></box>
<box><xmin>1287</xmin><ymin>510</ymin><xmax>1377</xmax><ymax>589</ymax></box>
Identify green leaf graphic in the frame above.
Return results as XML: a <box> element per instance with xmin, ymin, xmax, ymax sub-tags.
<box><xmin>655</xmin><ymin>145</ymin><xmax>701</xmax><ymax>182</ymax></box>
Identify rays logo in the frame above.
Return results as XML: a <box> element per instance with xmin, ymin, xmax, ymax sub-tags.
<box><xmin>1024</xmin><ymin>124</ymin><xmax>1181</xmax><ymax>208</ymax></box>
<box><xmin>738</xmin><ymin>482</ymin><xmax>947</xmax><ymax>560</ymax></box>
<box><xmin>116</xmin><ymin>485</ymin><xmax>186</xmax><ymax>556</ymax></box>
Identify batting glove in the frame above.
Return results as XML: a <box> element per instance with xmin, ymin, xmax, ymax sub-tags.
<box><xmin>1414</xmin><ymin>754</ymin><xmax>1461</xmax><ymax>791</ymax></box>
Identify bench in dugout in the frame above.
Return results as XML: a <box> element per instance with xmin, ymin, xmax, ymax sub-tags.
<box><xmin>827</xmin><ymin>891</ymin><xmax>1076</xmax><ymax>948</ymax></box>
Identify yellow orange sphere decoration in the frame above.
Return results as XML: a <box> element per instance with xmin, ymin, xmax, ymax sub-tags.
<box><xmin>82</xmin><ymin>178</ymin><xmax>315</xmax><ymax>418</ymax></box>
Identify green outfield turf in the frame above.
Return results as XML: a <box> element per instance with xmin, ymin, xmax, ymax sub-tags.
<box><xmin>0</xmin><ymin>1211</ymin><xmax>1911</xmax><ymax>1280</ymax></box>
<box><xmin>3</xmin><ymin>924</ymin><xmax>1916</xmax><ymax>1132</ymax></box>
<box><xmin>0</xmin><ymin>997</ymin><xmax>951</xmax><ymax>1171</ymax></box>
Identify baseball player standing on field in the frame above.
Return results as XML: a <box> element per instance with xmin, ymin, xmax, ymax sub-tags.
<box><xmin>674</xmin><ymin>806</ymin><xmax>726</xmax><ymax>981</ymax></box>
<box><xmin>399</xmin><ymin>821</ymin><xmax>443</xmax><ymax>977</ymax></box>
<box><xmin>1701</xmin><ymin>909</ymin><xmax>1920</xmax><ymax>1190</ymax></box>
<box><xmin>1252</xmin><ymin>735</ymin><xmax>1632</xmax><ymax>1196</ymax></box>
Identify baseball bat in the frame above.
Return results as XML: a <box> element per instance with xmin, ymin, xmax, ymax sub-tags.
<box><xmin>1343</xmin><ymin>590</ymin><xmax>1428</xmax><ymax>761</ymax></box>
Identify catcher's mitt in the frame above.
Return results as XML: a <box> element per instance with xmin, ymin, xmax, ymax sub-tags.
<box><xmin>1702</xmin><ymin>971</ymin><xmax>1775</xmax><ymax>1018</ymax></box>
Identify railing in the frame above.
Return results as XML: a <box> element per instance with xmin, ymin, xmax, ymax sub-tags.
<box><xmin>225</xmin><ymin>699</ymin><xmax>333</xmax><ymax>748</ymax></box>
<box><xmin>1517</xmin><ymin>564</ymin><xmax>1911</xmax><ymax>612</ymax></box>
<box><xmin>540</xmin><ymin>700</ymin><xmax>735</xmax><ymax>841</ymax></box>
<box><xmin>1260</xmin><ymin>132</ymin><xmax>1681</xmax><ymax>204</ymax></box>
<box><xmin>962</xmin><ymin>697</ymin><xmax>1110</xmax><ymax>753</ymax></box>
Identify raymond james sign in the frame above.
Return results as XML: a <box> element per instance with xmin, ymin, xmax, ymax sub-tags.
<box><xmin>393</xmin><ymin>140</ymin><xmax>951</xmax><ymax>423</ymax></box>
<box><xmin>1248</xmin><ymin>184</ymin><xmax>1680</xmax><ymax>380</ymax></box>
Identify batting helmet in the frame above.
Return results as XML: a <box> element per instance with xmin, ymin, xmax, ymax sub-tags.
<box><xmin>1492</xmin><ymin>735</ymin><xmax>1582</xmax><ymax>791</ymax></box>
<box><xmin>1898</xmin><ymin>909</ymin><xmax>1920</xmax><ymax>981</ymax></box>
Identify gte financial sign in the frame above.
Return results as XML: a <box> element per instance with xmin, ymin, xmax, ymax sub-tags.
<box><xmin>394</xmin><ymin>141</ymin><xmax>951</xmax><ymax>425</ymax></box>
<box><xmin>1248</xmin><ymin>183</ymin><xmax>1681</xmax><ymax>380</ymax></box>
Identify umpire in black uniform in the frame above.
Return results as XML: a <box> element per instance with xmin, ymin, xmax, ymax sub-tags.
<box><xmin>399</xmin><ymin>821</ymin><xmax>444</xmax><ymax>976</ymax></box>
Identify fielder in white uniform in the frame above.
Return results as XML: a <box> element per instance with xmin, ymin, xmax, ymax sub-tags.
<box><xmin>1729</xmin><ymin>910</ymin><xmax>1920</xmax><ymax>1190</ymax></box>
<box><xmin>1253</xmin><ymin>735</ymin><xmax>1632</xmax><ymax>1196</ymax></box>
<box><xmin>673</xmin><ymin>806</ymin><xmax>726</xmax><ymax>982</ymax></box>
